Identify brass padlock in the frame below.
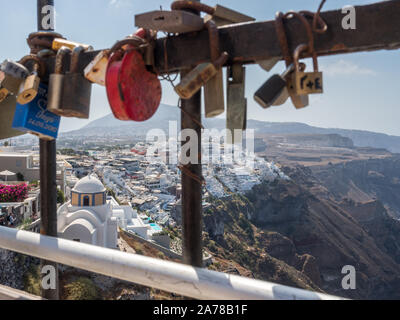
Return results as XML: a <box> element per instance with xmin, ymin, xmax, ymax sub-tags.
<box><xmin>135</xmin><ymin>10</ymin><xmax>204</xmax><ymax>34</ymax></box>
<box><xmin>290</xmin><ymin>44</ymin><xmax>323</xmax><ymax>95</ymax></box>
<box><xmin>52</xmin><ymin>38</ymin><xmax>93</xmax><ymax>52</ymax></box>
<box><xmin>227</xmin><ymin>64</ymin><xmax>247</xmax><ymax>144</ymax></box>
<box><xmin>0</xmin><ymin>87</ymin><xmax>9</xmax><ymax>103</ymax></box>
<box><xmin>204</xmin><ymin>4</ymin><xmax>255</xmax><ymax>26</ymax></box>
<box><xmin>0</xmin><ymin>60</ymin><xmax>29</xmax><ymax>95</ymax></box>
<box><xmin>48</xmin><ymin>46</ymin><xmax>72</xmax><ymax>114</ymax></box>
<box><xmin>16</xmin><ymin>56</ymin><xmax>43</xmax><ymax>105</ymax></box>
<box><xmin>175</xmin><ymin>21</ymin><xmax>229</xmax><ymax>104</ymax></box>
<box><xmin>175</xmin><ymin>53</ymin><xmax>228</xmax><ymax>100</ymax></box>
<box><xmin>58</xmin><ymin>46</ymin><xmax>92</xmax><ymax>119</ymax></box>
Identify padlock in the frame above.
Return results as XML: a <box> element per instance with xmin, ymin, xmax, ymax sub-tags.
<box><xmin>52</xmin><ymin>38</ymin><xmax>93</xmax><ymax>52</ymax></box>
<box><xmin>203</xmin><ymin>21</ymin><xmax>226</xmax><ymax>118</ymax></box>
<box><xmin>175</xmin><ymin>52</ymin><xmax>228</xmax><ymax>100</ymax></box>
<box><xmin>227</xmin><ymin>64</ymin><xmax>247</xmax><ymax>144</ymax></box>
<box><xmin>106</xmin><ymin>30</ymin><xmax>161</xmax><ymax>121</ymax></box>
<box><xmin>84</xmin><ymin>49</ymin><xmax>109</xmax><ymax>86</ymax></box>
<box><xmin>204</xmin><ymin>4</ymin><xmax>255</xmax><ymax>27</ymax></box>
<box><xmin>0</xmin><ymin>87</ymin><xmax>9</xmax><ymax>103</ymax></box>
<box><xmin>12</xmin><ymin>83</ymin><xmax>61</xmax><ymax>140</ymax></box>
<box><xmin>0</xmin><ymin>60</ymin><xmax>29</xmax><ymax>95</ymax></box>
<box><xmin>0</xmin><ymin>95</ymin><xmax>24</xmax><ymax>139</ymax></box>
<box><xmin>48</xmin><ymin>46</ymin><xmax>72</xmax><ymax>114</ymax></box>
<box><xmin>119</xmin><ymin>45</ymin><xmax>162</xmax><ymax>122</ymax></box>
<box><xmin>105</xmin><ymin>35</ymin><xmax>147</xmax><ymax>121</ymax></box>
<box><xmin>272</xmin><ymin>87</ymin><xmax>289</xmax><ymax>106</ymax></box>
<box><xmin>16</xmin><ymin>56</ymin><xmax>43</xmax><ymax>105</ymax></box>
<box><xmin>135</xmin><ymin>10</ymin><xmax>204</xmax><ymax>34</ymax></box>
<box><xmin>257</xmin><ymin>57</ymin><xmax>280</xmax><ymax>73</ymax></box>
<box><xmin>0</xmin><ymin>59</ymin><xmax>29</xmax><ymax>80</ymax></box>
<box><xmin>175</xmin><ymin>21</ymin><xmax>229</xmax><ymax>101</ymax></box>
<box><xmin>57</xmin><ymin>46</ymin><xmax>92</xmax><ymax>119</ymax></box>
<box><xmin>254</xmin><ymin>64</ymin><xmax>295</xmax><ymax>109</ymax></box>
<box><xmin>290</xmin><ymin>44</ymin><xmax>323</xmax><ymax>95</ymax></box>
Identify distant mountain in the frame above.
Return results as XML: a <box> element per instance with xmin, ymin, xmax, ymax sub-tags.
<box><xmin>61</xmin><ymin>104</ymin><xmax>400</xmax><ymax>153</ymax></box>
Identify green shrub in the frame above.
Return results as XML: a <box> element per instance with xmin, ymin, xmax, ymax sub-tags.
<box><xmin>23</xmin><ymin>265</ymin><xmax>41</xmax><ymax>296</ymax></box>
<box><xmin>64</xmin><ymin>277</ymin><xmax>100</xmax><ymax>300</ymax></box>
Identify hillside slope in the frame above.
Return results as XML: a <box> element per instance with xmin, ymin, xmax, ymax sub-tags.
<box><xmin>201</xmin><ymin>178</ymin><xmax>400</xmax><ymax>300</ymax></box>
<box><xmin>61</xmin><ymin>104</ymin><xmax>400</xmax><ymax>152</ymax></box>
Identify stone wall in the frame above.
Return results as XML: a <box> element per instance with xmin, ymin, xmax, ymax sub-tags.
<box><xmin>0</xmin><ymin>248</ymin><xmax>39</xmax><ymax>290</ymax></box>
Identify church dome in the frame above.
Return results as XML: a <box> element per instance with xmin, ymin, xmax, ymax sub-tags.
<box><xmin>72</xmin><ymin>174</ymin><xmax>106</xmax><ymax>194</ymax></box>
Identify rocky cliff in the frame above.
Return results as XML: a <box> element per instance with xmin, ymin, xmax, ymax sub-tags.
<box><xmin>202</xmin><ymin>158</ymin><xmax>400</xmax><ymax>299</ymax></box>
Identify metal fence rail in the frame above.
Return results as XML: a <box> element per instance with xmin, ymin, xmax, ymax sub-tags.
<box><xmin>0</xmin><ymin>226</ymin><xmax>342</xmax><ymax>300</ymax></box>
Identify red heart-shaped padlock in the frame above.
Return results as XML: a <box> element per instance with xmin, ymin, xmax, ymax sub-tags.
<box><xmin>119</xmin><ymin>49</ymin><xmax>162</xmax><ymax>122</ymax></box>
<box><xmin>106</xmin><ymin>50</ymin><xmax>130</xmax><ymax>120</ymax></box>
<box><xmin>106</xmin><ymin>28</ymin><xmax>161</xmax><ymax>122</ymax></box>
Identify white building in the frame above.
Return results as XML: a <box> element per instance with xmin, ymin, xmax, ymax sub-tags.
<box><xmin>57</xmin><ymin>174</ymin><xmax>118</xmax><ymax>249</ymax></box>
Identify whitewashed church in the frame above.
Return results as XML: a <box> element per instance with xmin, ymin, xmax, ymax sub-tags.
<box><xmin>57</xmin><ymin>174</ymin><xmax>119</xmax><ymax>248</ymax></box>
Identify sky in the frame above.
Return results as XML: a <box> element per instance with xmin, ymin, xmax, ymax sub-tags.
<box><xmin>0</xmin><ymin>0</ymin><xmax>399</xmax><ymax>136</ymax></box>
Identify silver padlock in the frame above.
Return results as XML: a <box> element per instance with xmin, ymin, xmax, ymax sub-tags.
<box><xmin>59</xmin><ymin>46</ymin><xmax>92</xmax><ymax>119</ymax></box>
<box><xmin>254</xmin><ymin>64</ymin><xmax>295</xmax><ymax>109</ymax></box>
<box><xmin>0</xmin><ymin>60</ymin><xmax>29</xmax><ymax>95</ymax></box>
<box><xmin>227</xmin><ymin>63</ymin><xmax>247</xmax><ymax>144</ymax></box>
<box><xmin>135</xmin><ymin>10</ymin><xmax>204</xmax><ymax>34</ymax></box>
<box><xmin>48</xmin><ymin>46</ymin><xmax>72</xmax><ymax>115</ymax></box>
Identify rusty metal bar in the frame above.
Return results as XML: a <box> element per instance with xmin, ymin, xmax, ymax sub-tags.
<box><xmin>180</xmin><ymin>0</ymin><xmax>203</xmax><ymax>268</ymax></box>
<box><xmin>37</xmin><ymin>0</ymin><xmax>59</xmax><ymax>301</ymax></box>
<box><xmin>39</xmin><ymin>1</ymin><xmax>400</xmax><ymax>76</ymax></box>
<box><xmin>154</xmin><ymin>0</ymin><xmax>400</xmax><ymax>73</ymax></box>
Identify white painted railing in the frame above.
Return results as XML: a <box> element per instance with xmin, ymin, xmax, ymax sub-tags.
<box><xmin>0</xmin><ymin>226</ymin><xmax>343</xmax><ymax>300</ymax></box>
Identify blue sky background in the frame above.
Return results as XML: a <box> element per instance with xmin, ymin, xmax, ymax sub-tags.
<box><xmin>1</xmin><ymin>0</ymin><xmax>399</xmax><ymax>135</ymax></box>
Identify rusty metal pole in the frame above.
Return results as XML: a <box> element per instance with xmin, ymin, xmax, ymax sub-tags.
<box><xmin>179</xmin><ymin>0</ymin><xmax>203</xmax><ymax>268</ymax></box>
<box><xmin>37</xmin><ymin>0</ymin><xmax>59</xmax><ymax>300</ymax></box>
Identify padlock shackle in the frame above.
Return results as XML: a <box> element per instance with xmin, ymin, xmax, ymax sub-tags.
<box><xmin>293</xmin><ymin>44</ymin><xmax>319</xmax><ymax>72</ymax></box>
<box><xmin>18</xmin><ymin>55</ymin><xmax>45</xmax><ymax>78</ymax></box>
<box><xmin>55</xmin><ymin>46</ymin><xmax>71</xmax><ymax>75</ymax></box>
<box><xmin>204</xmin><ymin>20</ymin><xmax>229</xmax><ymax>69</ymax></box>
<box><xmin>109</xmin><ymin>36</ymin><xmax>147</xmax><ymax>57</ymax></box>
<box><xmin>171</xmin><ymin>1</ymin><xmax>215</xmax><ymax>15</ymax></box>
<box><xmin>70</xmin><ymin>46</ymin><xmax>85</xmax><ymax>74</ymax></box>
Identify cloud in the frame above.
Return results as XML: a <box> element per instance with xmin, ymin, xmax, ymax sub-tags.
<box><xmin>109</xmin><ymin>0</ymin><xmax>133</xmax><ymax>8</ymax></box>
<box><xmin>322</xmin><ymin>59</ymin><xmax>377</xmax><ymax>76</ymax></box>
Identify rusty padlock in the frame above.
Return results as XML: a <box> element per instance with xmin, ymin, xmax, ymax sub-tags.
<box><xmin>48</xmin><ymin>46</ymin><xmax>72</xmax><ymax>115</ymax></box>
<box><xmin>106</xmin><ymin>30</ymin><xmax>162</xmax><ymax>121</ymax></box>
<box><xmin>84</xmin><ymin>49</ymin><xmax>109</xmax><ymax>86</ymax></box>
<box><xmin>135</xmin><ymin>10</ymin><xmax>204</xmax><ymax>34</ymax></box>
<box><xmin>175</xmin><ymin>21</ymin><xmax>229</xmax><ymax>103</ymax></box>
<box><xmin>227</xmin><ymin>63</ymin><xmax>247</xmax><ymax>144</ymax></box>
<box><xmin>84</xmin><ymin>29</ymin><xmax>148</xmax><ymax>87</ymax></box>
<box><xmin>204</xmin><ymin>20</ymin><xmax>226</xmax><ymax>118</ymax></box>
<box><xmin>58</xmin><ymin>46</ymin><xmax>92</xmax><ymax>118</ymax></box>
